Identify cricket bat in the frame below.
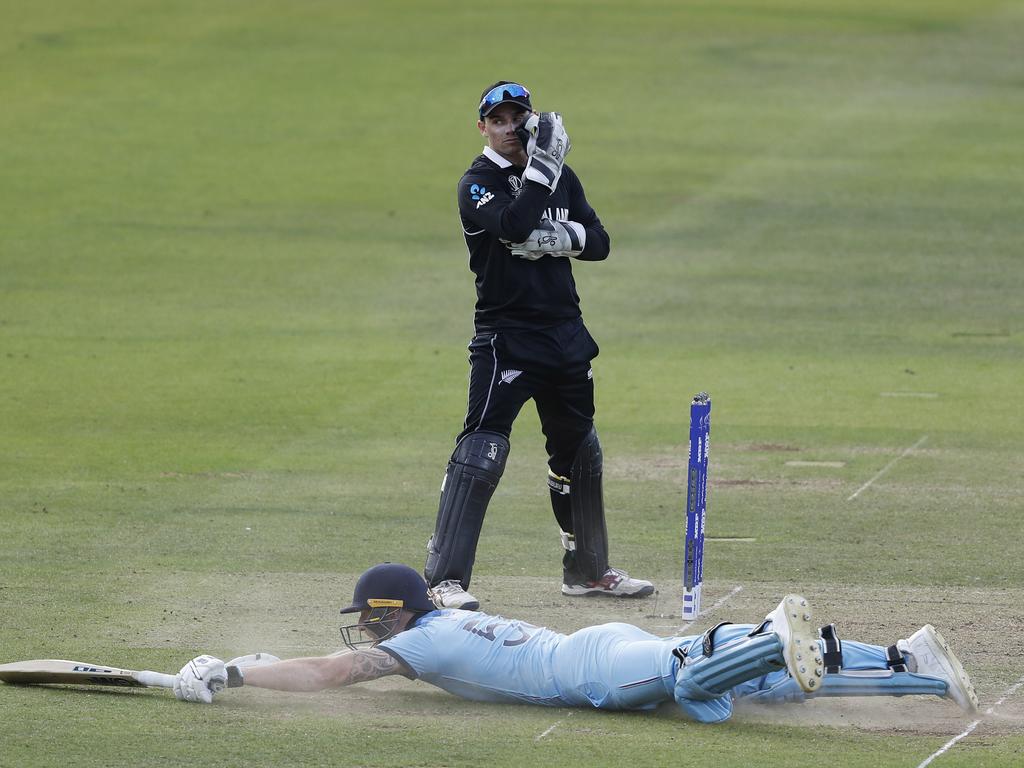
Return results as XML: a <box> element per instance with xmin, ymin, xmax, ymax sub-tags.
<box><xmin>0</xmin><ymin>659</ymin><xmax>176</xmax><ymax>689</ymax></box>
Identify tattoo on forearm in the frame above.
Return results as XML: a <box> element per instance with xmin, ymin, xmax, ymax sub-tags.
<box><xmin>347</xmin><ymin>649</ymin><xmax>402</xmax><ymax>683</ymax></box>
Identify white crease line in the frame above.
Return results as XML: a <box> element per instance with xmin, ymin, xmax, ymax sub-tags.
<box><xmin>846</xmin><ymin>435</ymin><xmax>928</xmax><ymax>501</ymax></box>
<box><xmin>707</xmin><ymin>537</ymin><xmax>757</xmax><ymax>543</ymax></box>
<box><xmin>535</xmin><ymin>710</ymin><xmax>574</xmax><ymax>742</ymax></box>
<box><xmin>915</xmin><ymin>721</ymin><xmax>980</xmax><ymax>767</ymax></box>
<box><xmin>915</xmin><ymin>675</ymin><xmax>1024</xmax><ymax>768</ymax></box>
<box><xmin>676</xmin><ymin>585</ymin><xmax>744</xmax><ymax>635</ymax></box>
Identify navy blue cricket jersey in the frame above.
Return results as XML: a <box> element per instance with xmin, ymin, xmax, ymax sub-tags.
<box><xmin>457</xmin><ymin>147</ymin><xmax>610</xmax><ymax>333</ymax></box>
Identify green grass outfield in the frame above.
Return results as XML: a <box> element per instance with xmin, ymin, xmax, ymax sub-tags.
<box><xmin>2</xmin><ymin>1</ymin><xmax>1022</xmax><ymax>765</ymax></box>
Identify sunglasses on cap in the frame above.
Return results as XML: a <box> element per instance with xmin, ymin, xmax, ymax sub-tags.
<box><xmin>479</xmin><ymin>83</ymin><xmax>531</xmax><ymax>117</ymax></box>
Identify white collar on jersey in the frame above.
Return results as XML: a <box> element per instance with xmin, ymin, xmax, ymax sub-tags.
<box><xmin>483</xmin><ymin>145</ymin><xmax>514</xmax><ymax>168</ymax></box>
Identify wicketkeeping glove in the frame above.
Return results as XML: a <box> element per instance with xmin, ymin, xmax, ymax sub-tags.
<box><xmin>522</xmin><ymin>112</ymin><xmax>570</xmax><ymax>191</ymax></box>
<box><xmin>509</xmin><ymin>218</ymin><xmax>587</xmax><ymax>260</ymax></box>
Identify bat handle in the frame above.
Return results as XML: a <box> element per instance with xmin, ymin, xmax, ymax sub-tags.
<box><xmin>136</xmin><ymin>670</ymin><xmax>178</xmax><ymax>689</ymax></box>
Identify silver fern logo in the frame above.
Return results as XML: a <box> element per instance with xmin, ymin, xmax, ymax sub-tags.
<box><xmin>500</xmin><ymin>369</ymin><xmax>523</xmax><ymax>385</ymax></box>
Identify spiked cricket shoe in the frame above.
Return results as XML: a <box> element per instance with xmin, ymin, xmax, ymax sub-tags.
<box><xmin>427</xmin><ymin>580</ymin><xmax>480</xmax><ymax>610</ymax></box>
<box><xmin>898</xmin><ymin>625</ymin><xmax>979</xmax><ymax>714</ymax></box>
<box><xmin>766</xmin><ymin>594</ymin><xmax>824</xmax><ymax>694</ymax></box>
<box><xmin>561</xmin><ymin>567</ymin><xmax>655</xmax><ymax>598</ymax></box>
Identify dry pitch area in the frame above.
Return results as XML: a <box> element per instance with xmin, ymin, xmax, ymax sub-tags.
<box><xmin>108</xmin><ymin>567</ymin><xmax>1022</xmax><ymax>749</ymax></box>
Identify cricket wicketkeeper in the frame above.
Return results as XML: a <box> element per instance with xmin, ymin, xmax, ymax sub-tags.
<box><xmin>421</xmin><ymin>81</ymin><xmax>653</xmax><ymax>611</ymax></box>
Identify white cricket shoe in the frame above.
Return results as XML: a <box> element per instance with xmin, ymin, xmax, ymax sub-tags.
<box><xmin>765</xmin><ymin>594</ymin><xmax>824</xmax><ymax>694</ymax></box>
<box><xmin>898</xmin><ymin>625</ymin><xmax>979</xmax><ymax>714</ymax></box>
<box><xmin>561</xmin><ymin>567</ymin><xmax>655</xmax><ymax>598</ymax></box>
<box><xmin>428</xmin><ymin>580</ymin><xmax>480</xmax><ymax>610</ymax></box>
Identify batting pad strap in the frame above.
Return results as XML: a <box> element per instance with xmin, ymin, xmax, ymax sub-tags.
<box><xmin>548</xmin><ymin>471</ymin><xmax>570</xmax><ymax>495</ymax></box>
<box><xmin>886</xmin><ymin>644</ymin><xmax>908</xmax><ymax>673</ymax></box>
<box><xmin>747</xmin><ymin>619</ymin><xmax>770</xmax><ymax>637</ymax></box>
<box><xmin>700</xmin><ymin>622</ymin><xmax>735</xmax><ymax>658</ymax></box>
<box><xmin>820</xmin><ymin>624</ymin><xmax>843</xmax><ymax>674</ymax></box>
<box><xmin>226</xmin><ymin>666</ymin><xmax>244</xmax><ymax>688</ymax></box>
<box><xmin>559</xmin><ymin>530</ymin><xmax>577</xmax><ymax>552</ymax></box>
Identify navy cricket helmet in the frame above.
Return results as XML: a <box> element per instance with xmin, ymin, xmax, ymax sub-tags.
<box><xmin>340</xmin><ymin>563</ymin><xmax>436</xmax><ymax>614</ymax></box>
<box><xmin>339</xmin><ymin>563</ymin><xmax>436</xmax><ymax>649</ymax></box>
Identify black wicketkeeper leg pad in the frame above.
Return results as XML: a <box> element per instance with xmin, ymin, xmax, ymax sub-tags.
<box><xmin>569</xmin><ymin>426</ymin><xmax>609</xmax><ymax>581</ymax></box>
<box><xmin>424</xmin><ymin>431</ymin><xmax>509</xmax><ymax>589</ymax></box>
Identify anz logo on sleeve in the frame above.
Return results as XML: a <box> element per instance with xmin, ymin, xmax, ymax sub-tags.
<box><xmin>470</xmin><ymin>184</ymin><xmax>494</xmax><ymax>209</ymax></box>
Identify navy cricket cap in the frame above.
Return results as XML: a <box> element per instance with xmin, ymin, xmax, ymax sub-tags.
<box><xmin>339</xmin><ymin>563</ymin><xmax>436</xmax><ymax>614</ymax></box>
<box><xmin>479</xmin><ymin>81</ymin><xmax>532</xmax><ymax>118</ymax></box>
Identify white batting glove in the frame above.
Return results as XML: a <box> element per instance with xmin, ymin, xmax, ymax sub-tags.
<box><xmin>523</xmin><ymin>112</ymin><xmax>570</xmax><ymax>191</ymax></box>
<box><xmin>510</xmin><ymin>219</ymin><xmax>587</xmax><ymax>259</ymax></box>
<box><xmin>174</xmin><ymin>655</ymin><xmax>227</xmax><ymax>704</ymax></box>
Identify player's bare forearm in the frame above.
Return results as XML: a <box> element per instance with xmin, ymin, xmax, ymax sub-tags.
<box><xmin>239</xmin><ymin>649</ymin><xmax>407</xmax><ymax>692</ymax></box>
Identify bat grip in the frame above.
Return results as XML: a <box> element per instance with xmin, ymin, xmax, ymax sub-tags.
<box><xmin>136</xmin><ymin>670</ymin><xmax>178</xmax><ymax>688</ymax></box>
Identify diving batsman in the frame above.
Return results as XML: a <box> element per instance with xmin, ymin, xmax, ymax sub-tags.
<box><xmin>172</xmin><ymin>563</ymin><xmax>978</xmax><ymax>724</ymax></box>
